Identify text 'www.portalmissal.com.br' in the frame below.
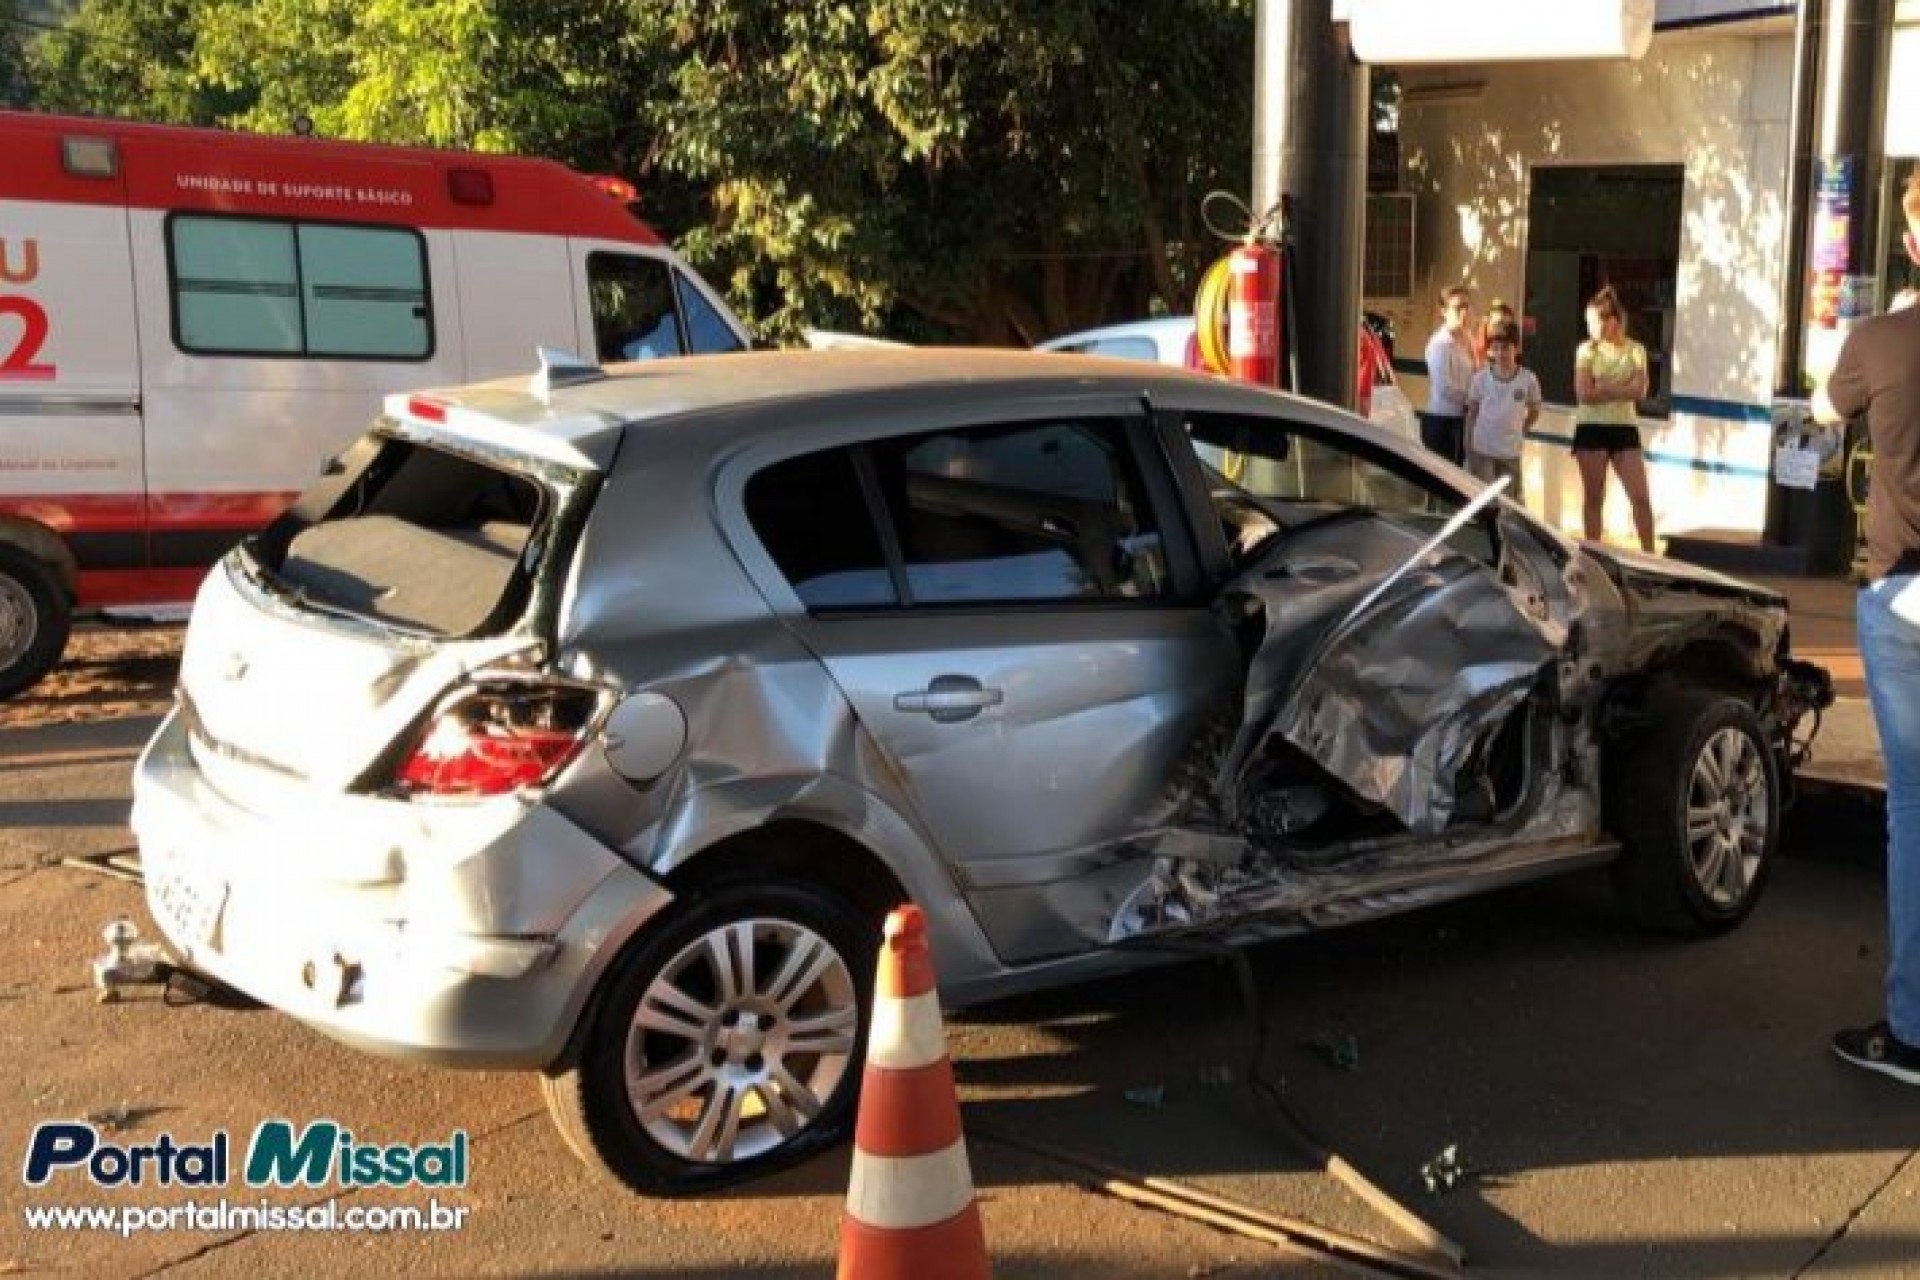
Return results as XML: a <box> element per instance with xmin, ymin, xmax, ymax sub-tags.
<box><xmin>19</xmin><ymin>1119</ymin><xmax>473</xmax><ymax>1238</ymax></box>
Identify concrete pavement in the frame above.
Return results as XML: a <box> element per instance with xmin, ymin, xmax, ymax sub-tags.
<box><xmin>2</xmin><ymin>707</ymin><xmax>1917</xmax><ymax>1277</ymax></box>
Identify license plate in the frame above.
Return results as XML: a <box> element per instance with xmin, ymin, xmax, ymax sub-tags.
<box><xmin>147</xmin><ymin>848</ymin><xmax>227</xmax><ymax>950</ymax></box>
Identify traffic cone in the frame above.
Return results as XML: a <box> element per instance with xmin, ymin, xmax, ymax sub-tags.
<box><xmin>837</xmin><ymin>904</ymin><xmax>990</xmax><ymax>1280</ymax></box>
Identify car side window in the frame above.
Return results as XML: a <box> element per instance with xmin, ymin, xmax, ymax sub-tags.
<box><xmin>168</xmin><ymin>215</ymin><xmax>431</xmax><ymax>360</ymax></box>
<box><xmin>867</xmin><ymin>419</ymin><xmax>1169</xmax><ymax>605</ymax></box>
<box><xmin>1186</xmin><ymin>412</ymin><xmax>1495</xmax><ymax>566</ymax></box>
<box><xmin>745</xmin><ymin>449</ymin><xmax>898</xmax><ymax>610</ymax></box>
<box><xmin>587</xmin><ymin>252</ymin><xmax>684</xmax><ymax>362</ymax></box>
<box><xmin>674</xmin><ymin>271</ymin><xmax>746</xmax><ymax>355</ymax></box>
<box><xmin>1088</xmin><ymin>336</ymin><xmax>1159</xmax><ymax>362</ymax></box>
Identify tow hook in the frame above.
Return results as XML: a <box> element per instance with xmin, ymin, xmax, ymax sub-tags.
<box><xmin>91</xmin><ymin>918</ymin><xmax>177</xmax><ymax>1002</ymax></box>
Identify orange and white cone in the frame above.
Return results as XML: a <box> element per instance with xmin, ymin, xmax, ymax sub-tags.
<box><xmin>837</xmin><ymin>904</ymin><xmax>990</xmax><ymax>1280</ymax></box>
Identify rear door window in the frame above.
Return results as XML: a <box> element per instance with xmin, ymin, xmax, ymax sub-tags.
<box><xmin>872</xmin><ymin>420</ymin><xmax>1170</xmax><ymax>605</ymax></box>
<box><xmin>745</xmin><ymin>449</ymin><xmax>897</xmax><ymax>610</ymax></box>
<box><xmin>745</xmin><ymin>418</ymin><xmax>1174</xmax><ymax>612</ymax></box>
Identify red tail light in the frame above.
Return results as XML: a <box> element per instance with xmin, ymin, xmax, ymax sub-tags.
<box><xmin>389</xmin><ymin>684</ymin><xmax>599</xmax><ymax>798</ymax></box>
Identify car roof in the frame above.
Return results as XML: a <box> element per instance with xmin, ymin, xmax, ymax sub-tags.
<box><xmin>393</xmin><ymin>347</ymin><xmax>1435</xmax><ymax>475</ymax></box>
<box><xmin>417</xmin><ymin>347</ymin><xmax>1226</xmax><ymax>426</ymax></box>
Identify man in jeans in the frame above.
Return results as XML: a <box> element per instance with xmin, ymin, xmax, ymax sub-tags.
<box><xmin>1816</xmin><ymin>167</ymin><xmax>1920</xmax><ymax>1084</ymax></box>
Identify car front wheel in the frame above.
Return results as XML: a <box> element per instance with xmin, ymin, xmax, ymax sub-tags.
<box><xmin>541</xmin><ymin>880</ymin><xmax>876</xmax><ymax>1196</ymax></box>
<box><xmin>1607</xmin><ymin>689</ymin><xmax>1779</xmax><ymax>934</ymax></box>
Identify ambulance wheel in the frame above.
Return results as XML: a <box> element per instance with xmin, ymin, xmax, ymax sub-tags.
<box><xmin>0</xmin><ymin>545</ymin><xmax>69</xmax><ymax>699</ymax></box>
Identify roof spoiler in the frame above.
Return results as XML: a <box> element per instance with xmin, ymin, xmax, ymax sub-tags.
<box><xmin>530</xmin><ymin>348</ymin><xmax>606</xmax><ymax>403</ymax></box>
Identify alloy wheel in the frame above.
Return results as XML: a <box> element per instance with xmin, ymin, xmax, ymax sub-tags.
<box><xmin>623</xmin><ymin>918</ymin><xmax>860</xmax><ymax>1165</ymax></box>
<box><xmin>1685</xmin><ymin>725</ymin><xmax>1769</xmax><ymax>909</ymax></box>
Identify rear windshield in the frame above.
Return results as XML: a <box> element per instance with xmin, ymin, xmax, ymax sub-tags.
<box><xmin>245</xmin><ymin>434</ymin><xmax>554</xmax><ymax>638</ymax></box>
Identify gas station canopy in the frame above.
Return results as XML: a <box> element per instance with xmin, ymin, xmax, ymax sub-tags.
<box><xmin>1347</xmin><ymin>0</ymin><xmax>1654</xmax><ymax>63</ymax></box>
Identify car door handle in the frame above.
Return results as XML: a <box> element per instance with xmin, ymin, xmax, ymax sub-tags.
<box><xmin>894</xmin><ymin>675</ymin><xmax>1004</xmax><ymax>723</ymax></box>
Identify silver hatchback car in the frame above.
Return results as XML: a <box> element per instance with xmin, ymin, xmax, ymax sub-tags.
<box><xmin>134</xmin><ymin>349</ymin><xmax>1830</xmax><ymax>1194</ymax></box>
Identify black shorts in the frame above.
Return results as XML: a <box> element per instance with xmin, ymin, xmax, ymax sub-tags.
<box><xmin>1572</xmin><ymin>423</ymin><xmax>1641</xmax><ymax>454</ymax></box>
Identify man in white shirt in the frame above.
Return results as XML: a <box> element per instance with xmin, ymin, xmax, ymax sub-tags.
<box><xmin>1421</xmin><ymin>287</ymin><xmax>1475</xmax><ymax>466</ymax></box>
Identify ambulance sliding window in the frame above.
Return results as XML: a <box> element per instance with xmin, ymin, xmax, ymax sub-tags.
<box><xmin>168</xmin><ymin>215</ymin><xmax>432</xmax><ymax>361</ymax></box>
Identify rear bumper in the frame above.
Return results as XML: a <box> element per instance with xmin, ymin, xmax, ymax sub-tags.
<box><xmin>131</xmin><ymin>710</ymin><xmax>674</xmax><ymax>1069</ymax></box>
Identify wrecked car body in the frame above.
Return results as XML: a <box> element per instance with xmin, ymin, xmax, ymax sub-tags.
<box><xmin>133</xmin><ymin>350</ymin><xmax>1831</xmax><ymax>1196</ymax></box>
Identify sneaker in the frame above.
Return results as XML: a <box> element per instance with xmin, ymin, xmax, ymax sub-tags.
<box><xmin>1832</xmin><ymin>1022</ymin><xmax>1920</xmax><ymax>1085</ymax></box>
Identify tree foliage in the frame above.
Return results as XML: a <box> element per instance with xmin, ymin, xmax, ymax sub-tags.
<box><xmin>0</xmin><ymin>0</ymin><xmax>28</xmax><ymax>109</ymax></box>
<box><xmin>22</xmin><ymin>0</ymin><xmax>1259</xmax><ymax>343</ymax></box>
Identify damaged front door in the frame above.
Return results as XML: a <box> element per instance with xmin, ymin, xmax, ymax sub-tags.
<box><xmin>1182</xmin><ymin>411</ymin><xmax>1565</xmax><ymax>839</ymax></box>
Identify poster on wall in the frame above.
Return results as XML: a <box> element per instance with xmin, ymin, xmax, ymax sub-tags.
<box><xmin>1805</xmin><ymin>155</ymin><xmax>1869</xmax><ymax>387</ymax></box>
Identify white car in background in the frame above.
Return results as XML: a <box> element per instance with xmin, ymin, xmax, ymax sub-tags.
<box><xmin>1034</xmin><ymin>316</ymin><xmax>1206</xmax><ymax>368</ymax></box>
<box><xmin>1036</xmin><ymin>315</ymin><xmax>1419</xmax><ymax>443</ymax></box>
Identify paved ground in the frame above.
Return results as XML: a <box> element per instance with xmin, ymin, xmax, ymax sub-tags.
<box><xmin>0</xmin><ymin>622</ymin><xmax>1916</xmax><ymax>1277</ymax></box>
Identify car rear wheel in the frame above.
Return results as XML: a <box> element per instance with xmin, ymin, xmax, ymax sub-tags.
<box><xmin>0</xmin><ymin>545</ymin><xmax>69</xmax><ymax>700</ymax></box>
<box><xmin>1607</xmin><ymin>688</ymin><xmax>1778</xmax><ymax>934</ymax></box>
<box><xmin>541</xmin><ymin>880</ymin><xmax>876</xmax><ymax>1196</ymax></box>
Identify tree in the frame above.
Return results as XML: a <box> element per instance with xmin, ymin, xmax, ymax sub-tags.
<box><xmin>29</xmin><ymin>0</ymin><xmax>245</xmax><ymax>123</ymax></box>
<box><xmin>626</xmin><ymin>0</ymin><xmax>1255</xmax><ymax>343</ymax></box>
<box><xmin>21</xmin><ymin>0</ymin><xmax>1258</xmax><ymax>345</ymax></box>
<box><xmin>0</xmin><ymin>0</ymin><xmax>30</xmax><ymax>108</ymax></box>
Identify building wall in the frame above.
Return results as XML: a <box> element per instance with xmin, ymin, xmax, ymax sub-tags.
<box><xmin>1387</xmin><ymin>27</ymin><xmax>1794</xmax><ymax>542</ymax></box>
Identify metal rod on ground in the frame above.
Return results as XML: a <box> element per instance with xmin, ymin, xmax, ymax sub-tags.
<box><xmin>974</xmin><ymin>1126</ymin><xmax>1465</xmax><ymax>1280</ymax></box>
<box><xmin>1111</xmin><ymin>936</ymin><xmax>1470</xmax><ymax>1266</ymax></box>
<box><xmin>1218</xmin><ymin>945</ymin><xmax>1470</xmax><ymax>1269</ymax></box>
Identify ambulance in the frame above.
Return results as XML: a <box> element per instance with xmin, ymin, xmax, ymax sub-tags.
<box><xmin>0</xmin><ymin>111</ymin><xmax>752</xmax><ymax>697</ymax></box>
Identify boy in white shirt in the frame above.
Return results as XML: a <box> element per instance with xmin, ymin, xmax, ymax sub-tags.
<box><xmin>1464</xmin><ymin>319</ymin><xmax>1541</xmax><ymax>503</ymax></box>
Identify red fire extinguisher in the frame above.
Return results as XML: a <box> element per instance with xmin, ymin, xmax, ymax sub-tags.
<box><xmin>1226</xmin><ymin>240</ymin><xmax>1284</xmax><ymax>388</ymax></box>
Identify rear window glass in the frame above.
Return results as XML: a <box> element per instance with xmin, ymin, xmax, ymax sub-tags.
<box><xmin>252</xmin><ymin>438</ymin><xmax>550</xmax><ymax>638</ymax></box>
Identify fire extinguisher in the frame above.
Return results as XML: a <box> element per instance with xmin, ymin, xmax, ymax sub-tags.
<box><xmin>1226</xmin><ymin>240</ymin><xmax>1284</xmax><ymax>389</ymax></box>
<box><xmin>1195</xmin><ymin>193</ymin><xmax>1293</xmax><ymax>390</ymax></box>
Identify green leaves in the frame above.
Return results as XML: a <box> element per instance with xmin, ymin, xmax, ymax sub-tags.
<box><xmin>22</xmin><ymin>0</ymin><xmax>1258</xmax><ymax>344</ymax></box>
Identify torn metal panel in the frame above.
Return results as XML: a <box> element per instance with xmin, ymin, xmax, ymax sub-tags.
<box><xmin>1269</xmin><ymin>561</ymin><xmax>1555</xmax><ymax>834</ymax></box>
<box><xmin>1221</xmin><ymin>518</ymin><xmax>1559</xmax><ymax>834</ymax></box>
<box><xmin>1574</xmin><ymin>545</ymin><xmax>1789</xmax><ymax>677</ymax></box>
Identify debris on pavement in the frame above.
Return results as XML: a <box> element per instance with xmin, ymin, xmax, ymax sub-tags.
<box><xmin>1419</xmin><ymin>1144</ymin><xmax>1476</xmax><ymax>1196</ymax></box>
<box><xmin>91</xmin><ymin>918</ymin><xmax>172</xmax><ymax>1002</ymax></box>
<box><xmin>1301</xmin><ymin>1029</ymin><xmax>1361</xmax><ymax>1071</ymax></box>
<box><xmin>61</xmin><ymin>850</ymin><xmax>145</xmax><ymax>886</ymax></box>
<box><xmin>1122</xmin><ymin>1084</ymin><xmax>1167</xmax><ymax>1108</ymax></box>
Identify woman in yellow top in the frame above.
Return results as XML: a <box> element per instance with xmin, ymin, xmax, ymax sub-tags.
<box><xmin>1573</xmin><ymin>285</ymin><xmax>1655</xmax><ymax>552</ymax></box>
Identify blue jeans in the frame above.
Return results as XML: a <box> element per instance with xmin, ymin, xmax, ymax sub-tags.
<box><xmin>1860</xmin><ymin>575</ymin><xmax>1920</xmax><ymax>1042</ymax></box>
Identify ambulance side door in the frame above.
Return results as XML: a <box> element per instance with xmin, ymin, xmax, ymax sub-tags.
<box><xmin>0</xmin><ymin>151</ymin><xmax>147</xmax><ymax>581</ymax></box>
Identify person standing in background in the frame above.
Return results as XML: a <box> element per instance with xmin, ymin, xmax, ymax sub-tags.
<box><xmin>1817</xmin><ymin>167</ymin><xmax>1920</xmax><ymax>1086</ymax></box>
<box><xmin>1420</xmin><ymin>287</ymin><xmax>1474</xmax><ymax>466</ymax></box>
<box><xmin>1572</xmin><ymin>285</ymin><xmax>1655</xmax><ymax>551</ymax></box>
<box><xmin>1474</xmin><ymin>297</ymin><xmax>1518</xmax><ymax>369</ymax></box>
<box><xmin>1465</xmin><ymin>318</ymin><xmax>1540</xmax><ymax>504</ymax></box>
